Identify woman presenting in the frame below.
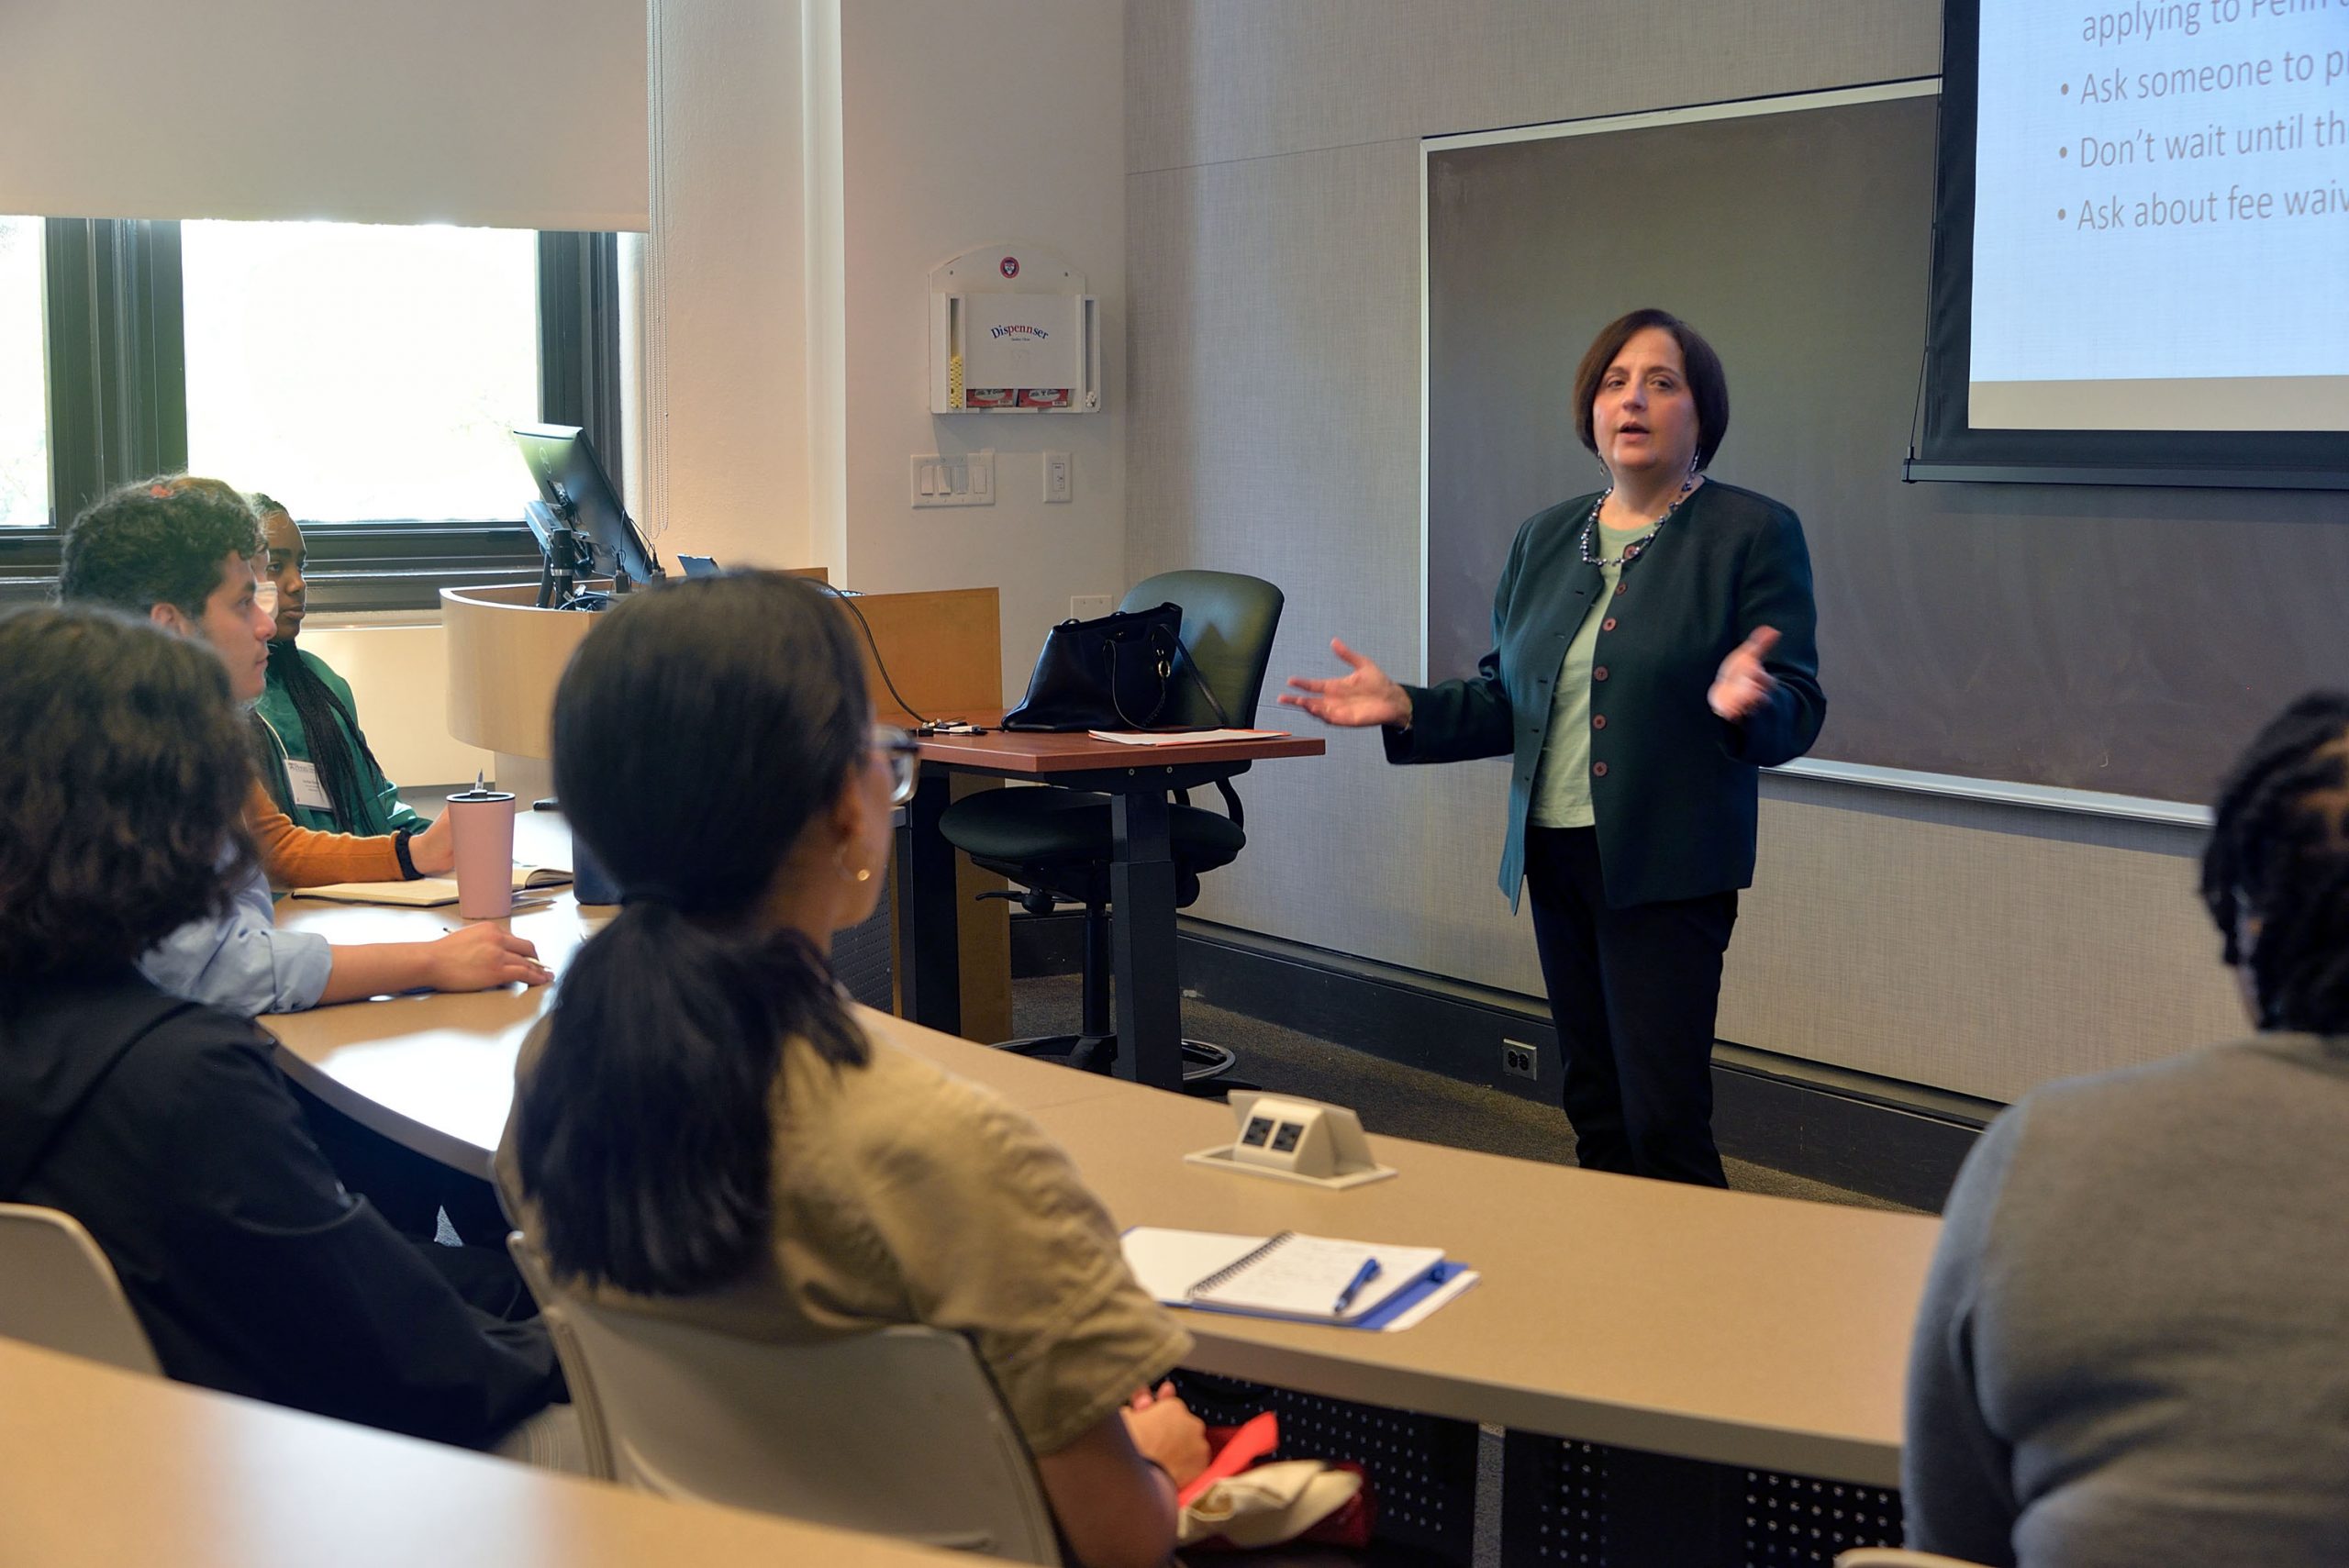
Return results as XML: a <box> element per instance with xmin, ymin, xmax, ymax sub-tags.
<box><xmin>1282</xmin><ymin>308</ymin><xmax>1822</xmax><ymax>1186</ymax></box>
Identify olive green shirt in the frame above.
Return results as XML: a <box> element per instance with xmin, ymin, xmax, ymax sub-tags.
<box><xmin>1528</xmin><ymin>518</ymin><xmax>1657</xmax><ymax>829</ymax></box>
<box><xmin>496</xmin><ymin>1004</ymin><xmax>1191</xmax><ymax>1457</ymax></box>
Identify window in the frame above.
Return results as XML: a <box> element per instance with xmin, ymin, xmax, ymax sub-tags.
<box><xmin>183</xmin><ymin>221</ymin><xmax>540</xmax><ymax>522</ymax></box>
<box><xmin>0</xmin><ymin>217</ymin><xmax>47</xmax><ymax>528</ymax></box>
<box><xmin>0</xmin><ymin>219</ymin><xmax>620</xmax><ymax>610</ymax></box>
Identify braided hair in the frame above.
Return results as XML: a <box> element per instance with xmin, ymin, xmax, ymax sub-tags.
<box><xmin>249</xmin><ymin>493</ymin><xmax>392</xmax><ymax>832</ymax></box>
<box><xmin>2200</xmin><ymin>692</ymin><xmax>2349</xmax><ymax>1035</ymax></box>
<box><xmin>263</xmin><ymin>640</ymin><xmax>387</xmax><ymax>831</ymax></box>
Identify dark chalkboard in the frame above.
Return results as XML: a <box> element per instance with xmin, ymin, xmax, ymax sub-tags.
<box><xmin>1426</xmin><ymin>88</ymin><xmax>2349</xmax><ymax>806</ymax></box>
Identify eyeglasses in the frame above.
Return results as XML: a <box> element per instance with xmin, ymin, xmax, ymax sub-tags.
<box><xmin>873</xmin><ymin>724</ymin><xmax>920</xmax><ymax>806</ymax></box>
<box><xmin>253</xmin><ymin>581</ymin><xmax>279</xmax><ymax>616</ymax></box>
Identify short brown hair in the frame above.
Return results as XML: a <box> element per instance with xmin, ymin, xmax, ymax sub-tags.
<box><xmin>58</xmin><ymin>474</ymin><xmax>264</xmax><ymax>618</ymax></box>
<box><xmin>0</xmin><ymin>604</ymin><xmax>258</xmax><ymax>978</ymax></box>
<box><xmin>1570</xmin><ymin>308</ymin><xmax>1731</xmax><ymax>473</ymax></box>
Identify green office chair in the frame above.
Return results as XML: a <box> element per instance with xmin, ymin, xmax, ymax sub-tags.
<box><xmin>941</xmin><ymin>570</ymin><xmax>1284</xmax><ymax>1085</ymax></box>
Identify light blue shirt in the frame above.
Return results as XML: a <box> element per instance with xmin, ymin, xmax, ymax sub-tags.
<box><xmin>137</xmin><ymin>854</ymin><xmax>333</xmax><ymax>1018</ymax></box>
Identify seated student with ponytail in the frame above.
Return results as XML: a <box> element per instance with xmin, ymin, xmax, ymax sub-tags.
<box><xmin>0</xmin><ymin>603</ymin><xmax>564</xmax><ymax>1450</ymax></box>
<box><xmin>1904</xmin><ymin>691</ymin><xmax>2349</xmax><ymax>1567</ymax></box>
<box><xmin>497</xmin><ymin>572</ymin><xmax>1208</xmax><ymax>1568</ymax></box>
<box><xmin>58</xmin><ymin>476</ymin><xmax>550</xmax><ymax>1017</ymax></box>
<box><xmin>250</xmin><ymin>495</ymin><xmax>431</xmax><ymax>836</ymax></box>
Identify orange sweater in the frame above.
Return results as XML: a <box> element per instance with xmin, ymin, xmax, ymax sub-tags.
<box><xmin>246</xmin><ymin>782</ymin><xmax>405</xmax><ymax>887</ymax></box>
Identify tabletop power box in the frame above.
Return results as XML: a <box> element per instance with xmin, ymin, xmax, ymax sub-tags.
<box><xmin>1186</xmin><ymin>1093</ymin><xmax>1397</xmax><ymax>1190</ymax></box>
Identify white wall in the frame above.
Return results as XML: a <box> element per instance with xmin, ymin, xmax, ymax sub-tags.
<box><xmin>838</xmin><ymin>1</ymin><xmax>1127</xmax><ymax>695</ymax></box>
<box><xmin>635</xmin><ymin>0</ymin><xmax>831</xmax><ymax>573</ymax></box>
<box><xmin>297</xmin><ymin>622</ymin><xmax>490</xmax><ymax>792</ymax></box>
<box><xmin>635</xmin><ymin>0</ymin><xmax>1125</xmax><ymax>700</ymax></box>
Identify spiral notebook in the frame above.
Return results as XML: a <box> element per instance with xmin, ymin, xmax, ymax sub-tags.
<box><xmin>1121</xmin><ymin>1227</ymin><xmax>1471</xmax><ymax>1329</ymax></box>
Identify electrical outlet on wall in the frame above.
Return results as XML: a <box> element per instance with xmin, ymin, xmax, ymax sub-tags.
<box><xmin>1501</xmin><ymin>1040</ymin><xmax>1539</xmax><ymax>1080</ymax></box>
<box><xmin>1042</xmin><ymin>450</ymin><xmax>1072</xmax><ymax>503</ymax></box>
<box><xmin>1069</xmin><ymin>595</ymin><xmax>1115</xmax><ymax>620</ymax></box>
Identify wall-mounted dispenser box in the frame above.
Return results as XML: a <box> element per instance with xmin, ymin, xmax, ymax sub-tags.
<box><xmin>929</xmin><ymin>244</ymin><xmax>1100</xmax><ymax>414</ymax></box>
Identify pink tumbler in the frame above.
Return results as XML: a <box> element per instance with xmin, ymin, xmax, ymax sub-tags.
<box><xmin>446</xmin><ymin>773</ymin><xmax>518</xmax><ymax>919</ymax></box>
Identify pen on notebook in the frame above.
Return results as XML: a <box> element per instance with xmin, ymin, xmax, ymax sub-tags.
<box><xmin>1332</xmin><ymin>1257</ymin><xmax>1382</xmax><ymax>1315</ymax></box>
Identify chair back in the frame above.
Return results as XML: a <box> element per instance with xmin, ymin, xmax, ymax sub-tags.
<box><xmin>0</xmin><ymin>1203</ymin><xmax>161</xmax><ymax>1375</ymax></box>
<box><xmin>508</xmin><ymin>1233</ymin><xmax>1061</xmax><ymax>1564</ymax></box>
<box><xmin>1122</xmin><ymin>570</ymin><xmax>1284</xmax><ymax>728</ymax></box>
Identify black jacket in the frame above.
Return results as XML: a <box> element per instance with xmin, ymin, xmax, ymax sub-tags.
<box><xmin>0</xmin><ymin>971</ymin><xmax>562</xmax><ymax>1448</ymax></box>
<box><xmin>1388</xmin><ymin>481</ymin><xmax>1824</xmax><ymax>908</ymax></box>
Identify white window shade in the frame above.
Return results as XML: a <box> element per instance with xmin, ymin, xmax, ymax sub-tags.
<box><xmin>0</xmin><ymin>0</ymin><xmax>648</xmax><ymax>231</ymax></box>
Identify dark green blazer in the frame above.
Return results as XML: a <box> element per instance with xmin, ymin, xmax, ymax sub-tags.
<box><xmin>1386</xmin><ymin>481</ymin><xmax>1823</xmax><ymax>910</ymax></box>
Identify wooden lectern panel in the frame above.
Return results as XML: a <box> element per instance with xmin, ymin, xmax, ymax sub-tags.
<box><xmin>442</xmin><ymin>577</ymin><xmax>1009</xmax><ymax>1037</ymax></box>
<box><xmin>844</xmin><ymin>586</ymin><xmax>1004</xmax><ymax>727</ymax></box>
<box><xmin>441</xmin><ymin>584</ymin><xmax>590</xmax><ymax>759</ymax></box>
<box><xmin>444</xmin><ymin>580</ymin><xmax>1000</xmax><ymax>757</ymax></box>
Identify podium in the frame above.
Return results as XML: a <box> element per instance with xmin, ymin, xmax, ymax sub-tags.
<box><xmin>440</xmin><ymin>581</ymin><xmax>1011</xmax><ymax>1038</ymax></box>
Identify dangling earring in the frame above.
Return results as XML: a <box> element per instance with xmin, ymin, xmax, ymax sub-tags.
<box><xmin>835</xmin><ymin>845</ymin><xmax>873</xmax><ymax>884</ymax></box>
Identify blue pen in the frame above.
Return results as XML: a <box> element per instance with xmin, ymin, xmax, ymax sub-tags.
<box><xmin>1332</xmin><ymin>1257</ymin><xmax>1383</xmax><ymax>1316</ymax></box>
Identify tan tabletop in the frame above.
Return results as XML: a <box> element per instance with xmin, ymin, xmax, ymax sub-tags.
<box><xmin>267</xmin><ymin>812</ymin><xmax>1122</xmax><ymax>1172</ymax></box>
<box><xmin>0</xmin><ymin>1337</ymin><xmax>968</xmax><ymax>1568</ymax></box>
<box><xmin>266</xmin><ymin>875</ymin><xmax>1935</xmax><ymax>1488</ymax></box>
<box><xmin>1020</xmin><ymin>1084</ymin><xmax>1935</xmax><ymax>1487</ymax></box>
<box><xmin>266</xmin><ymin>888</ymin><xmax>1127</xmax><ymax>1176</ymax></box>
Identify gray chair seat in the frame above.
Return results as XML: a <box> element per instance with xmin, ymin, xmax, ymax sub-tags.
<box><xmin>941</xmin><ymin>786</ymin><xmax>1245</xmax><ymax>880</ymax></box>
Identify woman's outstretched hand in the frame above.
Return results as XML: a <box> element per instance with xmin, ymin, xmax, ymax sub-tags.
<box><xmin>1280</xmin><ymin>638</ymin><xmax>1412</xmax><ymax>728</ymax></box>
<box><xmin>1709</xmin><ymin>627</ymin><xmax>1780</xmax><ymax>722</ymax></box>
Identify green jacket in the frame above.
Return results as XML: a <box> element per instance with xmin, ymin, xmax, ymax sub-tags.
<box><xmin>1386</xmin><ymin>481</ymin><xmax>1824</xmax><ymax>910</ymax></box>
<box><xmin>253</xmin><ymin>647</ymin><xmax>429</xmax><ymax>837</ymax></box>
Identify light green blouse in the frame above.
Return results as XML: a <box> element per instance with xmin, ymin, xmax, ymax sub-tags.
<box><xmin>1527</xmin><ymin>518</ymin><xmax>1658</xmax><ymax>828</ymax></box>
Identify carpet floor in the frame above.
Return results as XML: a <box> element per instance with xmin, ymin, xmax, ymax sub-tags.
<box><xmin>1011</xmin><ymin>973</ymin><xmax>1919</xmax><ymax>1216</ymax></box>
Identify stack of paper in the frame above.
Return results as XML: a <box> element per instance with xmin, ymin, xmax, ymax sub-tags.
<box><xmin>1085</xmin><ymin>728</ymin><xmax>1290</xmax><ymax>746</ymax></box>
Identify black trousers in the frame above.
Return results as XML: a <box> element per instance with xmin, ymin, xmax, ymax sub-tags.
<box><xmin>288</xmin><ymin>1080</ymin><xmax>536</xmax><ymax>1319</ymax></box>
<box><xmin>1523</xmin><ymin>826</ymin><xmax>1737</xmax><ymax>1187</ymax></box>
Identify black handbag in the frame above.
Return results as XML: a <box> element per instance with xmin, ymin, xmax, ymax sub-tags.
<box><xmin>1002</xmin><ymin>602</ymin><xmax>1228</xmax><ymax>731</ymax></box>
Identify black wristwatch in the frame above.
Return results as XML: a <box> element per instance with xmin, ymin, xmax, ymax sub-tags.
<box><xmin>393</xmin><ymin>827</ymin><xmax>420</xmax><ymax>881</ymax></box>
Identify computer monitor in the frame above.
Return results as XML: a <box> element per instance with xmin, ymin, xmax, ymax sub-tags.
<box><xmin>510</xmin><ymin>423</ymin><xmax>662</xmax><ymax>595</ymax></box>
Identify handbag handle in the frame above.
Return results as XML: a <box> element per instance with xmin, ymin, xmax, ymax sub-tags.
<box><xmin>1103</xmin><ymin>625</ymin><xmax>1233</xmax><ymax>730</ymax></box>
<box><xmin>1174</xmin><ymin>634</ymin><xmax>1232</xmax><ymax>728</ymax></box>
<box><xmin>1106</xmin><ymin>635</ymin><xmax>1168</xmax><ymax>729</ymax></box>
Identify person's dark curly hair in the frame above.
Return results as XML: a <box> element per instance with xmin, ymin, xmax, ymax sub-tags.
<box><xmin>2201</xmin><ymin>692</ymin><xmax>2349</xmax><ymax>1035</ymax></box>
<box><xmin>58</xmin><ymin>474</ymin><xmax>263</xmax><ymax>617</ymax></box>
<box><xmin>0</xmin><ymin>604</ymin><xmax>259</xmax><ymax>980</ymax></box>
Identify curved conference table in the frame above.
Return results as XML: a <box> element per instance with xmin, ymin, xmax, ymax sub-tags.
<box><xmin>267</xmin><ymin>815</ymin><xmax>1939</xmax><ymax>1490</ymax></box>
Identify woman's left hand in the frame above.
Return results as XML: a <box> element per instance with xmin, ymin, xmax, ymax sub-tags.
<box><xmin>1709</xmin><ymin>627</ymin><xmax>1780</xmax><ymax>722</ymax></box>
<box><xmin>408</xmin><ymin>810</ymin><xmax>457</xmax><ymax>875</ymax></box>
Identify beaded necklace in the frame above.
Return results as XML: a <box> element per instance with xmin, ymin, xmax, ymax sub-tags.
<box><xmin>1577</xmin><ymin>473</ymin><xmax>1699</xmax><ymax>567</ymax></box>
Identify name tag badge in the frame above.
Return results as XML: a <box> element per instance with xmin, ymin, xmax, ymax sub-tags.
<box><xmin>284</xmin><ymin>759</ymin><xmax>333</xmax><ymax>812</ymax></box>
